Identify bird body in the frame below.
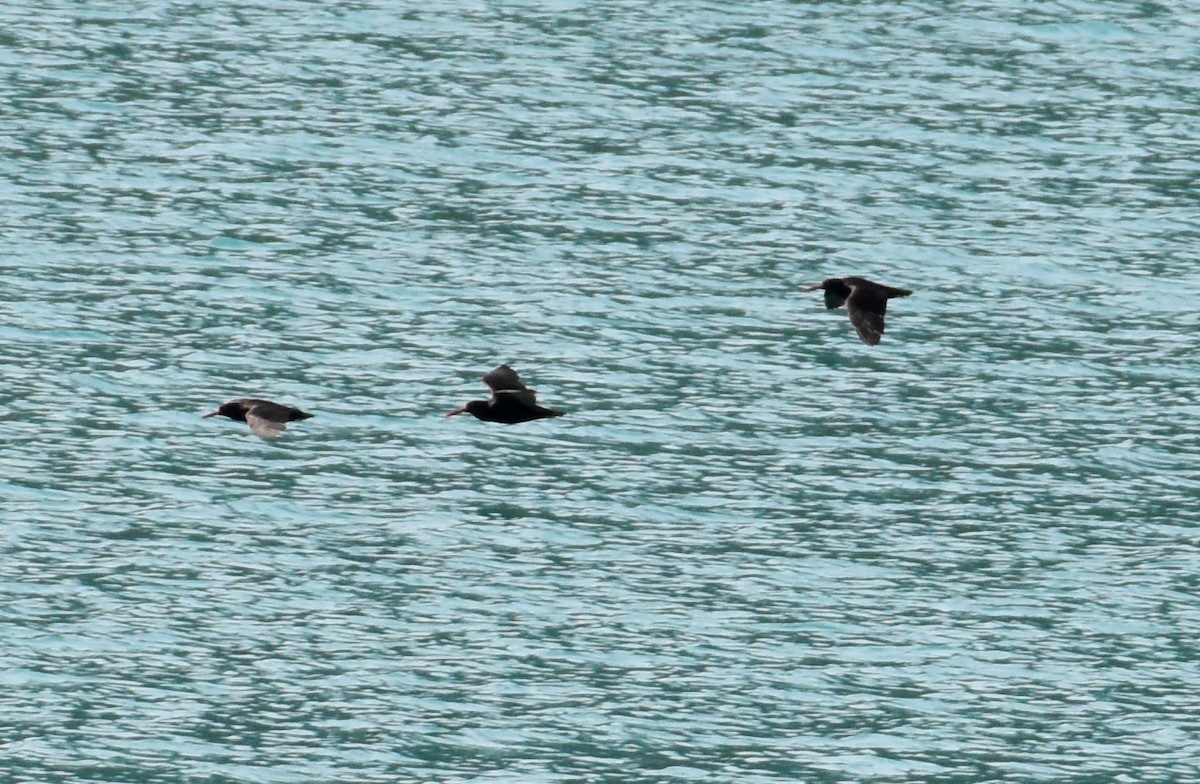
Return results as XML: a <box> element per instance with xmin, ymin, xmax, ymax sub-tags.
<box><xmin>447</xmin><ymin>364</ymin><xmax>564</xmax><ymax>424</ymax></box>
<box><xmin>203</xmin><ymin>398</ymin><xmax>313</xmax><ymax>438</ymax></box>
<box><xmin>804</xmin><ymin>276</ymin><xmax>912</xmax><ymax>345</ymax></box>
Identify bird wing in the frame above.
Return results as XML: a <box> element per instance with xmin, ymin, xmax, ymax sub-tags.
<box><xmin>845</xmin><ymin>282</ymin><xmax>907</xmax><ymax>345</ymax></box>
<box><xmin>848</xmin><ymin>302</ymin><xmax>886</xmax><ymax>346</ymax></box>
<box><xmin>245</xmin><ymin>411</ymin><xmax>288</xmax><ymax>439</ymax></box>
<box><xmin>483</xmin><ymin>364</ymin><xmax>527</xmax><ymax>393</ymax></box>
<box><xmin>247</xmin><ymin>400</ymin><xmax>296</xmax><ymax>422</ymax></box>
<box><xmin>493</xmin><ymin>388</ymin><xmax>539</xmax><ymax>408</ymax></box>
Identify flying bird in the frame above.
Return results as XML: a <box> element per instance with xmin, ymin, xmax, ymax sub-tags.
<box><xmin>203</xmin><ymin>398</ymin><xmax>313</xmax><ymax>439</ymax></box>
<box><xmin>446</xmin><ymin>364</ymin><xmax>565</xmax><ymax>424</ymax></box>
<box><xmin>804</xmin><ymin>276</ymin><xmax>912</xmax><ymax>345</ymax></box>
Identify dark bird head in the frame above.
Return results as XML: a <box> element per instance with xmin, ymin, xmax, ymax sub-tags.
<box><xmin>803</xmin><ymin>278</ymin><xmax>853</xmax><ymax>296</ymax></box>
<box><xmin>445</xmin><ymin>400</ymin><xmax>490</xmax><ymax>419</ymax></box>
<box><xmin>802</xmin><ymin>278</ymin><xmax>837</xmax><ymax>292</ymax></box>
<box><xmin>203</xmin><ymin>401</ymin><xmax>247</xmax><ymax>422</ymax></box>
<box><xmin>803</xmin><ymin>278</ymin><xmax>854</xmax><ymax>310</ymax></box>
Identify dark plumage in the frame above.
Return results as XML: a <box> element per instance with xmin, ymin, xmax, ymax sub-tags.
<box><xmin>203</xmin><ymin>398</ymin><xmax>313</xmax><ymax>439</ymax></box>
<box><xmin>804</xmin><ymin>276</ymin><xmax>912</xmax><ymax>345</ymax></box>
<box><xmin>446</xmin><ymin>364</ymin><xmax>565</xmax><ymax>424</ymax></box>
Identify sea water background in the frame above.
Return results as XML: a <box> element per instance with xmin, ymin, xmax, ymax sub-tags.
<box><xmin>2</xmin><ymin>2</ymin><xmax>1199</xmax><ymax>782</ymax></box>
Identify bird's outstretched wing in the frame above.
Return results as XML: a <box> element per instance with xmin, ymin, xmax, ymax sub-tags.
<box><xmin>848</xmin><ymin>304</ymin><xmax>886</xmax><ymax>346</ymax></box>
<box><xmin>493</xmin><ymin>388</ymin><xmax>539</xmax><ymax>408</ymax></box>
<box><xmin>483</xmin><ymin>364</ymin><xmax>527</xmax><ymax>392</ymax></box>
<box><xmin>483</xmin><ymin>364</ymin><xmax>539</xmax><ymax>406</ymax></box>
<box><xmin>246</xmin><ymin>411</ymin><xmax>288</xmax><ymax>439</ymax></box>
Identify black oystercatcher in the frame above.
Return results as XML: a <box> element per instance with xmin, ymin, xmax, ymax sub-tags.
<box><xmin>203</xmin><ymin>398</ymin><xmax>313</xmax><ymax>439</ymax></box>
<box><xmin>446</xmin><ymin>364</ymin><xmax>565</xmax><ymax>424</ymax></box>
<box><xmin>804</xmin><ymin>276</ymin><xmax>912</xmax><ymax>345</ymax></box>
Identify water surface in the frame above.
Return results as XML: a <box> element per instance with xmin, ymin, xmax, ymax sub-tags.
<box><xmin>3</xmin><ymin>2</ymin><xmax>1199</xmax><ymax>782</ymax></box>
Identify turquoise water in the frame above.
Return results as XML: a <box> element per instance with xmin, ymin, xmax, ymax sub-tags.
<box><xmin>4</xmin><ymin>2</ymin><xmax>1199</xmax><ymax>782</ymax></box>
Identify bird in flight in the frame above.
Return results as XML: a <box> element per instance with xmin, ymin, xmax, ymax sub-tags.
<box><xmin>446</xmin><ymin>364</ymin><xmax>565</xmax><ymax>424</ymax></box>
<box><xmin>203</xmin><ymin>398</ymin><xmax>313</xmax><ymax>439</ymax></box>
<box><xmin>804</xmin><ymin>276</ymin><xmax>912</xmax><ymax>345</ymax></box>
